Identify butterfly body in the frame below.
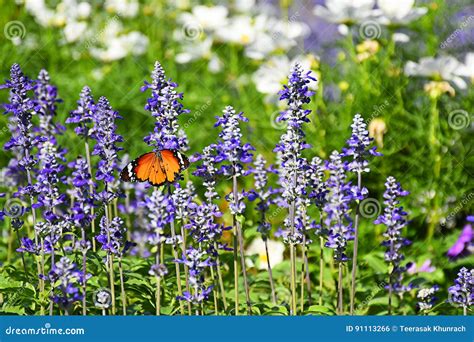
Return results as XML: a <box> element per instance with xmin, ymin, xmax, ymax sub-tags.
<box><xmin>120</xmin><ymin>150</ymin><xmax>189</xmax><ymax>187</ymax></box>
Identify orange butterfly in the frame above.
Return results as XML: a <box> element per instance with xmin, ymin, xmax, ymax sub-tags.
<box><xmin>120</xmin><ymin>150</ymin><xmax>189</xmax><ymax>187</ymax></box>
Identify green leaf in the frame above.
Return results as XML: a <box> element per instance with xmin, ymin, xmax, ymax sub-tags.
<box><xmin>363</xmin><ymin>253</ymin><xmax>387</xmax><ymax>274</ymax></box>
<box><xmin>305</xmin><ymin>305</ymin><xmax>335</xmax><ymax>315</ymax></box>
<box><xmin>1</xmin><ymin>305</ymin><xmax>25</xmax><ymax>315</ymax></box>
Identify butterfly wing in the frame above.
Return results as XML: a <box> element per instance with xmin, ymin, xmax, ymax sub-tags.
<box><xmin>160</xmin><ymin>150</ymin><xmax>190</xmax><ymax>183</ymax></box>
<box><xmin>121</xmin><ymin>150</ymin><xmax>189</xmax><ymax>187</ymax></box>
<box><xmin>120</xmin><ymin>152</ymin><xmax>165</xmax><ymax>186</ymax></box>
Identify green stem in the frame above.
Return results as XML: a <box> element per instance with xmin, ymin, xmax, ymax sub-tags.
<box><xmin>155</xmin><ymin>248</ymin><xmax>161</xmax><ymax>316</ymax></box>
<box><xmin>180</xmin><ymin>222</ymin><xmax>192</xmax><ymax>315</ymax></box>
<box><xmin>264</xmin><ymin>238</ymin><xmax>277</xmax><ymax>305</ymax></box>
<box><xmin>427</xmin><ymin>99</ymin><xmax>440</xmax><ymax>242</ymax></box>
<box><xmin>210</xmin><ymin>266</ymin><xmax>219</xmax><ymax>315</ymax></box>
<box><xmin>214</xmin><ymin>242</ymin><xmax>228</xmax><ymax>311</ymax></box>
<box><xmin>289</xmin><ymin>173</ymin><xmax>297</xmax><ymax>315</ymax></box>
<box><xmin>319</xmin><ymin>236</ymin><xmax>324</xmax><ymax>306</ymax></box>
<box><xmin>337</xmin><ymin>262</ymin><xmax>343</xmax><ymax>315</ymax></box>
<box><xmin>170</xmin><ymin>220</ymin><xmax>185</xmax><ymax>315</ymax></box>
<box><xmin>233</xmin><ymin>173</ymin><xmax>251</xmax><ymax>315</ymax></box>
<box><xmin>105</xmin><ymin>203</ymin><xmax>116</xmax><ymax>315</ymax></box>
<box><xmin>118</xmin><ymin>257</ymin><xmax>127</xmax><ymax>315</ymax></box>
<box><xmin>350</xmin><ymin>171</ymin><xmax>362</xmax><ymax>315</ymax></box>
<box><xmin>233</xmin><ymin>224</ymin><xmax>239</xmax><ymax>315</ymax></box>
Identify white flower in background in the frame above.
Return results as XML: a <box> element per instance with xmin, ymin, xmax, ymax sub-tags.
<box><xmin>246</xmin><ymin>238</ymin><xmax>285</xmax><ymax>270</ymax></box>
<box><xmin>63</xmin><ymin>21</ymin><xmax>87</xmax><ymax>43</ymax></box>
<box><xmin>252</xmin><ymin>54</ymin><xmax>319</xmax><ymax>101</ymax></box>
<box><xmin>392</xmin><ymin>32</ymin><xmax>410</xmax><ymax>43</ymax></box>
<box><xmin>374</xmin><ymin>0</ymin><xmax>427</xmax><ymax>25</ymax></box>
<box><xmin>178</xmin><ymin>5</ymin><xmax>229</xmax><ymax>32</ymax></box>
<box><xmin>404</xmin><ymin>56</ymin><xmax>468</xmax><ymax>89</ymax></box>
<box><xmin>76</xmin><ymin>1</ymin><xmax>92</xmax><ymax>19</ymax></box>
<box><xmin>90</xmin><ymin>30</ymin><xmax>148</xmax><ymax>62</ymax></box>
<box><xmin>24</xmin><ymin>0</ymin><xmax>55</xmax><ymax>26</ymax></box>
<box><xmin>455</xmin><ymin>53</ymin><xmax>474</xmax><ymax>83</ymax></box>
<box><xmin>208</xmin><ymin>55</ymin><xmax>223</xmax><ymax>73</ymax></box>
<box><xmin>233</xmin><ymin>0</ymin><xmax>256</xmax><ymax>13</ymax></box>
<box><xmin>218</xmin><ymin>14</ymin><xmax>309</xmax><ymax>60</ymax></box>
<box><xmin>122</xmin><ymin>32</ymin><xmax>148</xmax><ymax>55</ymax></box>
<box><xmin>175</xmin><ymin>37</ymin><xmax>223</xmax><ymax>73</ymax></box>
<box><xmin>216</xmin><ymin>15</ymin><xmax>256</xmax><ymax>45</ymax></box>
<box><xmin>243</xmin><ymin>15</ymin><xmax>299</xmax><ymax>60</ymax></box>
<box><xmin>313</xmin><ymin>0</ymin><xmax>376</xmax><ymax>24</ymax></box>
<box><xmin>23</xmin><ymin>0</ymin><xmax>148</xmax><ymax>61</ymax></box>
<box><xmin>25</xmin><ymin>0</ymin><xmax>91</xmax><ymax>26</ymax></box>
<box><xmin>175</xmin><ymin>37</ymin><xmax>213</xmax><ymax>63</ymax></box>
<box><xmin>105</xmin><ymin>0</ymin><xmax>139</xmax><ymax>18</ymax></box>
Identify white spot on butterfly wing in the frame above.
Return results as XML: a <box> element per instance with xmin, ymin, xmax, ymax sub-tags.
<box><xmin>128</xmin><ymin>161</ymin><xmax>138</xmax><ymax>182</ymax></box>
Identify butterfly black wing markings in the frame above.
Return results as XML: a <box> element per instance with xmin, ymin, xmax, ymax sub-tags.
<box><xmin>174</xmin><ymin>150</ymin><xmax>190</xmax><ymax>170</ymax></box>
<box><xmin>121</xmin><ymin>159</ymin><xmax>138</xmax><ymax>182</ymax></box>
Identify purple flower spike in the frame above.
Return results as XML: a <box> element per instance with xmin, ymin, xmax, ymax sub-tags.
<box><xmin>323</xmin><ymin>151</ymin><xmax>355</xmax><ymax>262</ymax></box>
<box><xmin>176</xmin><ymin>247</ymin><xmax>215</xmax><ymax>304</ymax></box>
<box><xmin>143</xmin><ymin>61</ymin><xmax>189</xmax><ymax>152</ymax></box>
<box><xmin>144</xmin><ymin>188</ymin><xmax>175</xmax><ymax>245</ymax></box>
<box><xmin>214</xmin><ymin>106</ymin><xmax>254</xmax><ymax>177</ymax></box>
<box><xmin>66</xmin><ymin>86</ymin><xmax>96</xmax><ymax>138</ymax></box>
<box><xmin>448</xmin><ymin>267</ymin><xmax>473</xmax><ymax>310</ymax></box>
<box><xmin>274</xmin><ymin>64</ymin><xmax>315</xmax><ymax>244</ymax></box>
<box><xmin>1</xmin><ymin>64</ymin><xmax>36</xmax><ymax>173</ymax></box>
<box><xmin>33</xmin><ymin>69</ymin><xmax>63</xmax><ymax>142</ymax></box>
<box><xmin>69</xmin><ymin>156</ymin><xmax>95</xmax><ymax>228</ymax></box>
<box><xmin>248</xmin><ymin>154</ymin><xmax>278</xmax><ymax>238</ymax></box>
<box><xmin>417</xmin><ymin>285</ymin><xmax>439</xmax><ymax>312</ymax></box>
<box><xmin>92</xmin><ymin>96</ymin><xmax>123</xmax><ymax>203</ymax></box>
<box><xmin>35</xmin><ymin>141</ymin><xmax>66</xmax><ymax>212</ymax></box>
<box><xmin>188</xmin><ymin>145</ymin><xmax>226</xmax><ymax>250</ymax></box>
<box><xmin>375</xmin><ymin>176</ymin><xmax>410</xmax><ymax>293</ymax></box>
<box><xmin>342</xmin><ymin>113</ymin><xmax>381</xmax><ymax>174</ymax></box>
<box><xmin>96</xmin><ymin>216</ymin><xmax>127</xmax><ymax>256</ymax></box>
<box><xmin>46</xmin><ymin>256</ymin><xmax>89</xmax><ymax>311</ymax></box>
